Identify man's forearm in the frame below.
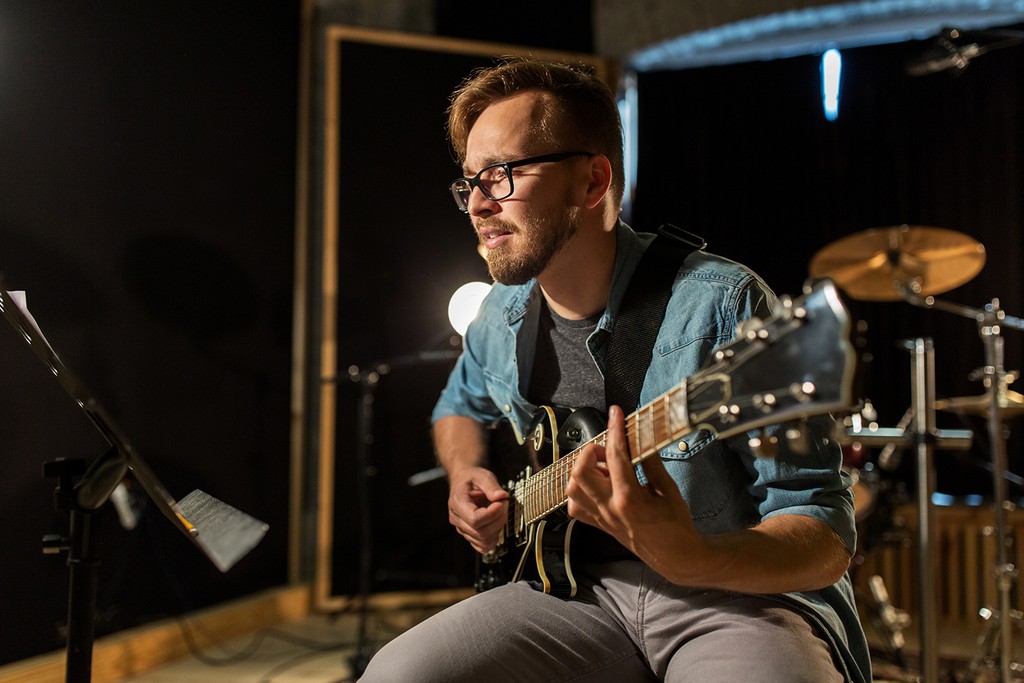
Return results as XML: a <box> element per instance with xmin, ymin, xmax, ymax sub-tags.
<box><xmin>637</xmin><ymin>514</ymin><xmax>851</xmax><ymax>594</ymax></box>
<box><xmin>433</xmin><ymin>415</ymin><xmax>488</xmax><ymax>475</ymax></box>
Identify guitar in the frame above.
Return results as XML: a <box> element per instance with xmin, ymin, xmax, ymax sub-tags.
<box><xmin>475</xmin><ymin>279</ymin><xmax>857</xmax><ymax>598</ymax></box>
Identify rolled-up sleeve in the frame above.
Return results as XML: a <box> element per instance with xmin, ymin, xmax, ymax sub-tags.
<box><xmin>739</xmin><ymin>419</ymin><xmax>858</xmax><ymax>555</ymax></box>
<box><xmin>431</xmin><ymin>317</ymin><xmax>504</xmax><ymax>426</ymax></box>
<box><xmin>735</xmin><ymin>277</ymin><xmax>857</xmax><ymax>554</ymax></box>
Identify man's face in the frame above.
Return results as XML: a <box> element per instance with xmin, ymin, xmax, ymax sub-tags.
<box><xmin>463</xmin><ymin>92</ymin><xmax>583</xmax><ymax>285</ymax></box>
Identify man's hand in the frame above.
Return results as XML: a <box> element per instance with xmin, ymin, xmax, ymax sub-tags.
<box><xmin>447</xmin><ymin>465</ymin><xmax>509</xmax><ymax>554</ymax></box>
<box><xmin>433</xmin><ymin>415</ymin><xmax>509</xmax><ymax>555</ymax></box>
<box><xmin>565</xmin><ymin>404</ymin><xmax>700</xmax><ymax>573</ymax></box>
<box><xmin>565</xmin><ymin>405</ymin><xmax>852</xmax><ymax>593</ymax></box>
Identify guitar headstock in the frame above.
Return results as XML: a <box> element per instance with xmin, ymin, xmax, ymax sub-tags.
<box><xmin>684</xmin><ymin>280</ymin><xmax>856</xmax><ymax>444</ymax></box>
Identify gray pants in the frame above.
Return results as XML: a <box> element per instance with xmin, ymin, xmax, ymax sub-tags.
<box><xmin>360</xmin><ymin>560</ymin><xmax>844</xmax><ymax>682</ymax></box>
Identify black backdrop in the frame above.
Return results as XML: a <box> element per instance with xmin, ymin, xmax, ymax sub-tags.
<box><xmin>324</xmin><ymin>37</ymin><xmax>535</xmax><ymax>598</ymax></box>
<box><xmin>632</xmin><ymin>28</ymin><xmax>1024</xmax><ymax>495</ymax></box>
<box><xmin>0</xmin><ymin>2</ymin><xmax>298</xmax><ymax>664</ymax></box>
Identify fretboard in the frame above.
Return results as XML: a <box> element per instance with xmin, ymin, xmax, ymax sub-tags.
<box><xmin>515</xmin><ymin>381</ymin><xmax>692</xmax><ymax>526</ymax></box>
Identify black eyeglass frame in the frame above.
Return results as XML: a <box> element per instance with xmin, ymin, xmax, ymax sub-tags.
<box><xmin>449</xmin><ymin>150</ymin><xmax>593</xmax><ymax>212</ymax></box>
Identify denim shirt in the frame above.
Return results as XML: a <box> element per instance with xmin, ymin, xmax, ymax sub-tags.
<box><xmin>433</xmin><ymin>221</ymin><xmax>871</xmax><ymax>683</ymax></box>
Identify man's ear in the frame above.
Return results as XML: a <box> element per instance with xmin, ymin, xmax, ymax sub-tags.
<box><xmin>582</xmin><ymin>154</ymin><xmax>613</xmax><ymax>209</ymax></box>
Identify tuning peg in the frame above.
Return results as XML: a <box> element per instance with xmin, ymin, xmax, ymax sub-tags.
<box><xmin>772</xmin><ymin>294</ymin><xmax>794</xmax><ymax>316</ymax></box>
<box><xmin>859</xmin><ymin>399</ymin><xmax>879</xmax><ymax>423</ymax></box>
<box><xmin>771</xmin><ymin>294</ymin><xmax>809</xmax><ymax>321</ymax></box>
<box><xmin>748</xmin><ymin>429</ymin><xmax>779</xmax><ymax>457</ymax></box>
<box><xmin>735</xmin><ymin>316</ymin><xmax>764</xmax><ymax>338</ymax></box>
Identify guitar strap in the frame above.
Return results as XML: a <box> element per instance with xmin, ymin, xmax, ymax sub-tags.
<box><xmin>604</xmin><ymin>224</ymin><xmax>706</xmax><ymax>412</ymax></box>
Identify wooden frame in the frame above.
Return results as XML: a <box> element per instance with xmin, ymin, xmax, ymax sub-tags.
<box><xmin>314</xmin><ymin>25</ymin><xmax>607</xmax><ymax>611</ymax></box>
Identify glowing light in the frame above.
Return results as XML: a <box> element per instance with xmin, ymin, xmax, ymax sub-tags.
<box><xmin>447</xmin><ymin>281</ymin><xmax>491</xmax><ymax>336</ymax></box>
<box><xmin>821</xmin><ymin>48</ymin><xmax>842</xmax><ymax>121</ymax></box>
<box><xmin>618</xmin><ymin>70</ymin><xmax>639</xmax><ymax>220</ymax></box>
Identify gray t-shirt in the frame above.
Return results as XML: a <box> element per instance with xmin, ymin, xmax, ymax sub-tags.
<box><xmin>526</xmin><ymin>301</ymin><xmax>605</xmax><ymax>413</ymax></box>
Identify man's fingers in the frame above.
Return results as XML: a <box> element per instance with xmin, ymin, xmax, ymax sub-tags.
<box><xmin>566</xmin><ymin>444</ymin><xmax>608</xmax><ymax>521</ymax></box>
<box><xmin>603</xmin><ymin>405</ymin><xmax>637</xmax><ymax>489</ymax></box>
<box><xmin>639</xmin><ymin>449</ymin><xmax>676</xmax><ymax>494</ymax></box>
<box><xmin>451</xmin><ymin>499</ymin><xmax>506</xmax><ymax>551</ymax></box>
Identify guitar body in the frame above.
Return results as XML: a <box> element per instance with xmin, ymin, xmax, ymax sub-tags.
<box><xmin>482</xmin><ymin>406</ymin><xmax>607</xmax><ymax>598</ymax></box>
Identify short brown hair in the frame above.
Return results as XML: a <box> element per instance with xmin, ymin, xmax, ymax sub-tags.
<box><xmin>447</xmin><ymin>57</ymin><xmax>624</xmax><ymax>209</ymax></box>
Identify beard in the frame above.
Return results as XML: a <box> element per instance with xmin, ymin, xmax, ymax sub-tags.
<box><xmin>478</xmin><ymin>205</ymin><xmax>582</xmax><ymax>286</ymax></box>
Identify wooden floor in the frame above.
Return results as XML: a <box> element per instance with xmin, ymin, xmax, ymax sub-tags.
<box><xmin>117</xmin><ymin>605</ymin><xmax>997</xmax><ymax>683</ymax></box>
<box><xmin>118</xmin><ymin>607</ymin><xmax>449</xmax><ymax>683</ymax></box>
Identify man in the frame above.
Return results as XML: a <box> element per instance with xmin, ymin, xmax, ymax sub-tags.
<box><xmin>361</xmin><ymin>58</ymin><xmax>870</xmax><ymax>682</ymax></box>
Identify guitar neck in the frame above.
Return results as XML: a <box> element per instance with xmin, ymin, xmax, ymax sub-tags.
<box><xmin>516</xmin><ymin>382</ymin><xmax>693</xmax><ymax>526</ymax></box>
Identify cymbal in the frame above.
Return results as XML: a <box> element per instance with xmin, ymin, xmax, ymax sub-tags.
<box><xmin>935</xmin><ymin>390</ymin><xmax>1024</xmax><ymax>418</ymax></box>
<box><xmin>809</xmin><ymin>225</ymin><xmax>986</xmax><ymax>301</ymax></box>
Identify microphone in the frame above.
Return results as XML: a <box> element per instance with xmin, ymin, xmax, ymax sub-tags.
<box><xmin>906</xmin><ymin>40</ymin><xmax>982</xmax><ymax>76</ymax></box>
<box><xmin>904</xmin><ymin>26</ymin><xmax>1024</xmax><ymax>77</ymax></box>
<box><xmin>869</xmin><ymin>575</ymin><xmax>910</xmax><ymax>664</ymax></box>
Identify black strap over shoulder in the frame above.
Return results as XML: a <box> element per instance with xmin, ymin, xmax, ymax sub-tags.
<box><xmin>604</xmin><ymin>224</ymin><xmax>706</xmax><ymax>412</ymax></box>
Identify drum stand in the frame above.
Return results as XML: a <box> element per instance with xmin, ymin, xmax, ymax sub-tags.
<box><xmin>905</xmin><ymin>294</ymin><xmax>1024</xmax><ymax>682</ymax></box>
<box><xmin>807</xmin><ymin>224</ymin><xmax>1008</xmax><ymax>680</ymax></box>
<box><xmin>848</xmin><ymin>338</ymin><xmax>973</xmax><ymax>682</ymax></box>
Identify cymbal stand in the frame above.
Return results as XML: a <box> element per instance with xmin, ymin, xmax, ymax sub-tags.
<box><xmin>905</xmin><ymin>294</ymin><xmax>1024</xmax><ymax>682</ymax></box>
<box><xmin>847</xmin><ymin>339</ymin><xmax>973</xmax><ymax>682</ymax></box>
<box><xmin>906</xmin><ymin>337</ymin><xmax>942</xmax><ymax>683</ymax></box>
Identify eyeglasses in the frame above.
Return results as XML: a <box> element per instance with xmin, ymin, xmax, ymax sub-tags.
<box><xmin>449</xmin><ymin>151</ymin><xmax>593</xmax><ymax>212</ymax></box>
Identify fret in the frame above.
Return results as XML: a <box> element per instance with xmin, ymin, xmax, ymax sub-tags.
<box><xmin>537</xmin><ymin>471</ymin><xmax>544</xmax><ymax>516</ymax></box>
<box><xmin>559</xmin><ymin>459</ymin><xmax>568</xmax><ymax>505</ymax></box>
<box><xmin>667</xmin><ymin>384</ymin><xmax>689</xmax><ymax>435</ymax></box>
<box><xmin>638</xmin><ymin>403</ymin><xmax>654</xmax><ymax>455</ymax></box>
<box><xmin>655</xmin><ymin>395</ymin><xmax>669</xmax><ymax>444</ymax></box>
<box><xmin>651</xmin><ymin>396</ymin><xmax>665</xmax><ymax>446</ymax></box>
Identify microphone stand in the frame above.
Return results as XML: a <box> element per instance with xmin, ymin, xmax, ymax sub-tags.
<box><xmin>344</xmin><ymin>350</ymin><xmax>461</xmax><ymax>679</ymax></box>
<box><xmin>42</xmin><ymin>448</ymin><xmax>128</xmax><ymax>683</ymax></box>
<box><xmin>348</xmin><ymin>362</ymin><xmax>381</xmax><ymax>679</ymax></box>
<box><xmin>904</xmin><ymin>292</ymin><xmax>1024</xmax><ymax>682</ymax></box>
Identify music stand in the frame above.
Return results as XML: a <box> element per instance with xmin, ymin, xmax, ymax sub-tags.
<box><xmin>0</xmin><ymin>279</ymin><xmax>268</xmax><ymax>682</ymax></box>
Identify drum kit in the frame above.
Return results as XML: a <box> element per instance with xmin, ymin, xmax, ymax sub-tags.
<box><xmin>808</xmin><ymin>224</ymin><xmax>1024</xmax><ymax>683</ymax></box>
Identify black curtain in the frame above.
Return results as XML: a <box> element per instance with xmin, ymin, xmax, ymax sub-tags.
<box><xmin>632</xmin><ymin>28</ymin><xmax>1024</xmax><ymax>497</ymax></box>
<box><xmin>0</xmin><ymin>1</ymin><xmax>298</xmax><ymax>664</ymax></box>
